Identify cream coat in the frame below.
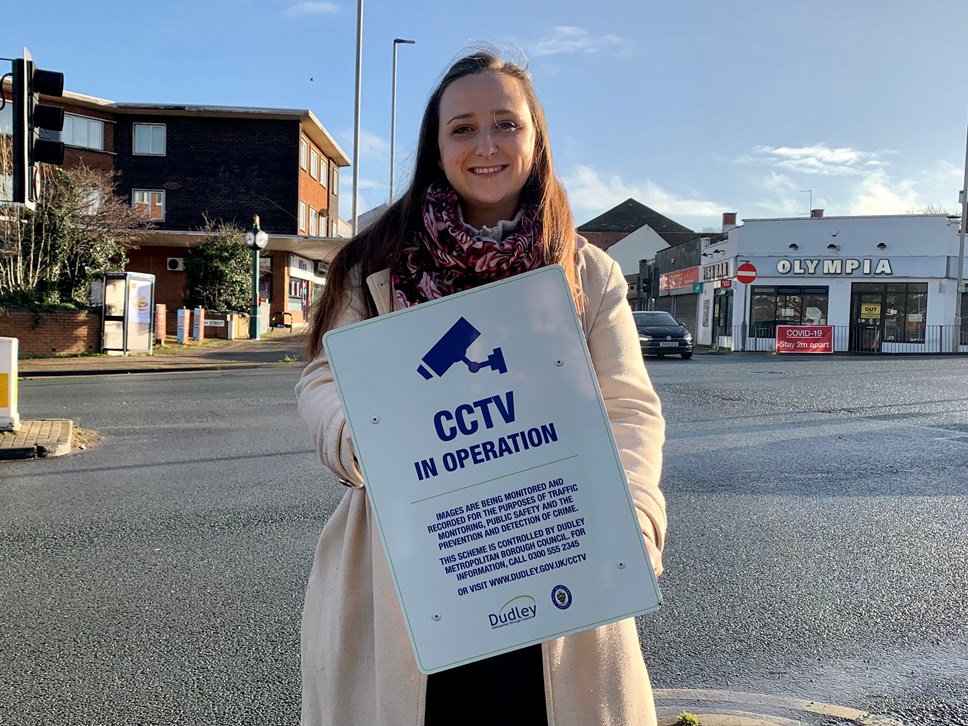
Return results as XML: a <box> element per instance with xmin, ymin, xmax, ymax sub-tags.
<box><xmin>295</xmin><ymin>238</ymin><xmax>667</xmax><ymax>726</ymax></box>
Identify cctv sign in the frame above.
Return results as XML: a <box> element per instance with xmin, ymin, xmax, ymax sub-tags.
<box><xmin>323</xmin><ymin>265</ymin><xmax>660</xmax><ymax>674</ymax></box>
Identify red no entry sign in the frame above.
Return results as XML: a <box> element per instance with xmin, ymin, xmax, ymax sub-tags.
<box><xmin>736</xmin><ymin>262</ymin><xmax>757</xmax><ymax>284</ymax></box>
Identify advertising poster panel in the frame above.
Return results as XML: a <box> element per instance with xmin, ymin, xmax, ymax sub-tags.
<box><xmin>776</xmin><ymin>325</ymin><xmax>834</xmax><ymax>353</ymax></box>
<box><xmin>126</xmin><ymin>278</ymin><xmax>154</xmax><ymax>353</ymax></box>
<box><xmin>176</xmin><ymin>309</ymin><xmax>189</xmax><ymax>344</ymax></box>
<box><xmin>324</xmin><ymin>266</ymin><xmax>660</xmax><ymax>674</ymax></box>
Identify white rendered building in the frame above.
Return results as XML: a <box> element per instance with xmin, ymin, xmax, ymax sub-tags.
<box><xmin>694</xmin><ymin>212</ymin><xmax>967</xmax><ymax>353</ymax></box>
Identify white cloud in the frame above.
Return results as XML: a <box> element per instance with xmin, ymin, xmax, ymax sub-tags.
<box><xmin>562</xmin><ymin>164</ymin><xmax>723</xmax><ymax>227</ymax></box>
<box><xmin>355</xmin><ymin>177</ymin><xmax>382</xmax><ymax>191</ymax></box>
<box><xmin>359</xmin><ymin>130</ymin><xmax>391</xmax><ymax>160</ymax></box>
<box><xmin>744</xmin><ymin>172</ymin><xmax>809</xmax><ymax>217</ymax></box>
<box><xmin>843</xmin><ymin>170</ymin><xmax>923</xmax><ymax>216</ymax></box>
<box><xmin>935</xmin><ymin>159</ymin><xmax>964</xmax><ymax>180</ymax></box>
<box><xmin>284</xmin><ymin>1</ymin><xmax>338</xmax><ymax>17</ymax></box>
<box><xmin>527</xmin><ymin>26</ymin><xmax>630</xmax><ymax>58</ymax></box>
<box><xmin>755</xmin><ymin>171</ymin><xmax>799</xmax><ymax>194</ymax></box>
<box><xmin>735</xmin><ymin>143</ymin><xmax>888</xmax><ymax>176</ymax></box>
<box><xmin>335</xmin><ymin>129</ymin><xmax>391</xmax><ymax>161</ymax></box>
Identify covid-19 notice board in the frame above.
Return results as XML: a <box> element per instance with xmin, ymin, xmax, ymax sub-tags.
<box><xmin>323</xmin><ymin>265</ymin><xmax>661</xmax><ymax>674</ymax></box>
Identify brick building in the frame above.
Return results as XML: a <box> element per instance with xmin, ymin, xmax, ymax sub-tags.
<box><xmin>577</xmin><ymin>198</ymin><xmax>696</xmax><ymax>311</ymax></box>
<box><xmin>2</xmin><ymin>83</ymin><xmax>350</xmax><ymax>330</ymax></box>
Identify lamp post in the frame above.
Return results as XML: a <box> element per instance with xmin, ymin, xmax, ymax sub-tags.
<box><xmin>351</xmin><ymin>0</ymin><xmax>364</xmax><ymax>236</ymax></box>
<box><xmin>244</xmin><ymin>215</ymin><xmax>268</xmax><ymax>340</ymax></box>
<box><xmin>955</xmin><ymin>122</ymin><xmax>967</xmax><ymax>353</ymax></box>
<box><xmin>390</xmin><ymin>38</ymin><xmax>415</xmax><ymax>203</ymax></box>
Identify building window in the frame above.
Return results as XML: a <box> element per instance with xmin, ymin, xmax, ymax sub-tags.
<box><xmin>289</xmin><ymin>279</ymin><xmax>309</xmax><ymax>313</ymax></box>
<box><xmin>62</xmin><ymin>114</ymin><xmax>104</xmax><ymax>151</ymax></box>
<box><xmin>961</xmin><ymin>291</ymin><xmax>968</xmax><ymax>344</ymax></box>
<box><xmin>310</xmin><ymin>148</ymin><xmax>320</xmax><ymax>180</ymax></box>
<box><xmin>299</xmin><ymin>201</ymin><xmax>307</xmax><ymax>232</ymax></box>
<box><xmin>750</xmin><ymin>285</ymin><xmax>829</xmax><ymax>337</ymax></box>
<box><xmin>132</xmin><ymin>190</ymin><xmax>165</xmax><ymax>221</ymax></box>
<box><xmin>300</xmin><ymin>138</ymin><xmax>308</xmax><ymax>170</ymax></box>
<box><xmin>133</xmin><ymin>123</ymin><xmax>166</xmax><ymax>155</ymax></box>
<box><xmin>319</xmin><ymin>157</ymin><xmax>328</xmax><ymax>189</ymax></box>
<box><xmin>884</xmin><ymin>283</ymin><xmax>928</xmax><ymax>343</ymax></box>
<box><xmin>331</xmin><ymin>166</ymin><xmax>339</xmax><ymax>196</ymax></box>
<box><xmin>309</xmin><ymin>208</ymin><xmax>318</xmax><ymax>236</ymax></box>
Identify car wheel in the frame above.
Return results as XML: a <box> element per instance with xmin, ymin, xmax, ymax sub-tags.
<box><xmin>681</xmin><ymin>352</ymin><xmax>693</xmax><ymax>360</ymax></box>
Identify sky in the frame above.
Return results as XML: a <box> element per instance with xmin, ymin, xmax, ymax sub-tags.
<box><xmin>5</xmin><ymin>0</ymin><xmax>968</xmax><ymax>232</ymax></box>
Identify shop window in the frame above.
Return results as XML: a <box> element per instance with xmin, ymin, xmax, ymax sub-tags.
<box><xmin>962</xmin><ymin>293</ymin><xmax>968</xmax><ymax>344</ymax></box>
<box><xmin>884</xmin><ymin>283</ymin><xmax>927</xmax><ymax>343</ymax></box>
<box><xmin>289</xmin><ymin>279</ymin><xmax>309</xmax><ymax>313</ymax></box>
<box><xmin>750</xmin><ymin>285</ymin><xmax>828</xmax><ymax>337</ymax></box>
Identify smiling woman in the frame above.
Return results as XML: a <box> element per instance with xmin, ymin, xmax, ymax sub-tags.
<box><xmin>437</xmin><ymin>71</ymin><xmax>536</xmax><ymax>227</ymax></box>
<box><xmin>296</xmin><ymin>49</ymin><xmax>667</xmax><ymax>726</ymax></box>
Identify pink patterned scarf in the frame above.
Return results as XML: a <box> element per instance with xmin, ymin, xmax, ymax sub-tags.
<box><xmin>391</xmin><ymin>184</ymin><xmax>546</xmax><ymax>307</ymax></box>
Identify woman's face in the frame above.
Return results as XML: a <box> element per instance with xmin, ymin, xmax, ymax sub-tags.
<box><xmin>437</xmin><ymin>71</ymin><xmax>536</xmax><ymax>228</ymax></box>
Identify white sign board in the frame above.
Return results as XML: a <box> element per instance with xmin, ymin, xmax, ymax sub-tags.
<box><xmin>324</xmin><ymin>266</ymin><xmax>660</xmax><ymax>674</ymax></box>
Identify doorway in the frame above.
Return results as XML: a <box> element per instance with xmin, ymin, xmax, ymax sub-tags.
<box><xmin>849</xmin><ymin>284</ymin><xmax>884</xmax><ymax>352</ymax></box>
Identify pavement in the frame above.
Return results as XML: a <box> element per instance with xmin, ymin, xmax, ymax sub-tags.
<box><xmin>1</xmin><ymin>327</ymin><xmax>908</xmax><ymax>726</ymax></box>
<box><xmin>1</xmin><ymin>326</ymin><xmax>306</xmax><ymax>461</ymax></box>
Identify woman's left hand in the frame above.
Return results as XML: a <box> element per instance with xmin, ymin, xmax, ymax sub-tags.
<box><xmin>644</xmin><ymin>537</ymin><xmax>664</xmax><ymax>578</ymax></box>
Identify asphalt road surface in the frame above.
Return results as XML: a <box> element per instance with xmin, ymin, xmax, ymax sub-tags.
<box><xmin>2</xmin><ymin>355</ymin><xmax>966</xmax><ymax>725</ymax></box>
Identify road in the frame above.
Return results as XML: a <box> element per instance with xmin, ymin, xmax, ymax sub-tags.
<box><xmin>1</xmin><ymin>356</ymin><xmax>966</xmax><ymax>725</ymax></box>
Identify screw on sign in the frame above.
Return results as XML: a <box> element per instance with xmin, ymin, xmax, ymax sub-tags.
<box><xmin>736</xmin><ymin>262</ymin><xmax>757</xmax><ymax>284</ymax></box>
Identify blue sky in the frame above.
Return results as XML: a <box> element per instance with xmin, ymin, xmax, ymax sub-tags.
<box><xmin>5</xmin><ymin>0</ymin><xmax>968</xmax><ymax>231</ymax></box>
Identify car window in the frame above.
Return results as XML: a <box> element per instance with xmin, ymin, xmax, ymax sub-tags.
<box><xmin>633</xmin><ymin>312</ymin><xmax>678</xmax><ymax>327</ymax></box>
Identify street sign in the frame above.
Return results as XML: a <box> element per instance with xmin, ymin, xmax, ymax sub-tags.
<box><xmin>718</xmin><ymin>279</ymin><xmax>732</xmax><ymax>289</ymax></box>
<box><xmin>776</xmin><ymin>325</ymin><xmax>833</xmax><ymax>354</ymax></box>
<box><xmin>323</xmin><ymin>266</ymin><xmax>660</xmax><ymax>674</ymax></box>
<box><xmin>691</xmin><ymin>282</ymin><xmax>703</xmax><ymax>293</ymax></box>
<box><xmin>736</xmin><ymin>262</ymin><xmax>757</xmax><ymax>284</ymax></box>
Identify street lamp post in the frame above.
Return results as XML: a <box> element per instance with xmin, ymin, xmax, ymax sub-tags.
<box><xmin>390</xmin><ymin>38</ymin><xmax>415</xmax><ymax>203</ymax></box>
<box><xmin>351</xmin><ymin>0</ymin><xmax>364</xmax><ymax>236</ymax></box>
<box><xmin>244</xmin><ymin>215</ymin><xmax>268</xmax><ymax>341</ymax></box>
<box><xmin>955</xmin><ymin>123</ymin><xmax>968</xmax><ymax>353</ymax></box>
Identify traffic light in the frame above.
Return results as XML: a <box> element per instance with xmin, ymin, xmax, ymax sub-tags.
<box><xmin>12</xmin><ymin>49</ymin><xmax>65</xmax><ymax>210</ymax></box>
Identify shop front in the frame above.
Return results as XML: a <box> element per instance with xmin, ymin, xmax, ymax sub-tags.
<box><xmin>697</xmin><ymin>259</ymin><xmax>734</xmax><ymax>348</ymax></box>
<box><xmin>735</xmin><ymin>255</ymin><xmax>956</xmax><ymax>353</ymax></box>
<box><xmin>656</xmin><ymin>267</ymin><xmax>700</xmax><ymax>333</ymax></box>
<box><xmin>709</xmin><ymin>213</ymin><xmax>967</xmax><ymax>354</ymax></box>
<box><xmin>286</xmin><ymin>253</ymin><xmax>327</xmax><ymax>324</ymax></box>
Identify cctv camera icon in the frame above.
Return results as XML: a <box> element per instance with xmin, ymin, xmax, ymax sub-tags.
<box><xmin>417</xmin><ymin>317</ymin><xmax>507</xmax><ymax>380</ymax></box>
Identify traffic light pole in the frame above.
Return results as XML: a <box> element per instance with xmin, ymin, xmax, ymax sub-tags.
<box><xmin>11</xmin><ymin>48</ymin><xmax>65</xmax><ymax>210</ymax></box>
<box><xmin>955</xmin><ymin>122</ymin><xmax>967</xmax><ymax>353</ymax></box>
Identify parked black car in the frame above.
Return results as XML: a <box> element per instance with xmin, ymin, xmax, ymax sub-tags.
<box><xmin>632</xmin><ymin>311</ymin><xmax>694</xmax><ymax>359</ymax></box>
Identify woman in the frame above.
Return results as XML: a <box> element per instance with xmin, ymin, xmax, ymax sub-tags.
<box><xmin>296</xmin><ymin>51</ymin><xmax>667</xmax><ymax>726</ymax></box>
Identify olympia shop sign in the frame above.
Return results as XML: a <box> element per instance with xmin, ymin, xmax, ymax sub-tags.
<box><xmin>324</xmin><ymin>266</ymin><xmax>660</xmax><ymax>674</ymax></box>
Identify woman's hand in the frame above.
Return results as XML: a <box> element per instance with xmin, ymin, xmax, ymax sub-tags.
<box><xmin>644</xmin><ymin>536</ymin><xmax>664</xmax><ymax>578</ymax></box>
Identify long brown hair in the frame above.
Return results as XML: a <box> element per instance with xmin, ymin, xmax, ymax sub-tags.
<box><xmin>305</xmin><ymin>50</ymin><xmax>579</xmax><ymax>360</ymax></box>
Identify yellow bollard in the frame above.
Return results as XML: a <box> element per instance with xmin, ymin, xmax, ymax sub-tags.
<box><xmin>0</xmin><ymin>337</ymin><xmax>20</xmax><ymax>432</ymax></box>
